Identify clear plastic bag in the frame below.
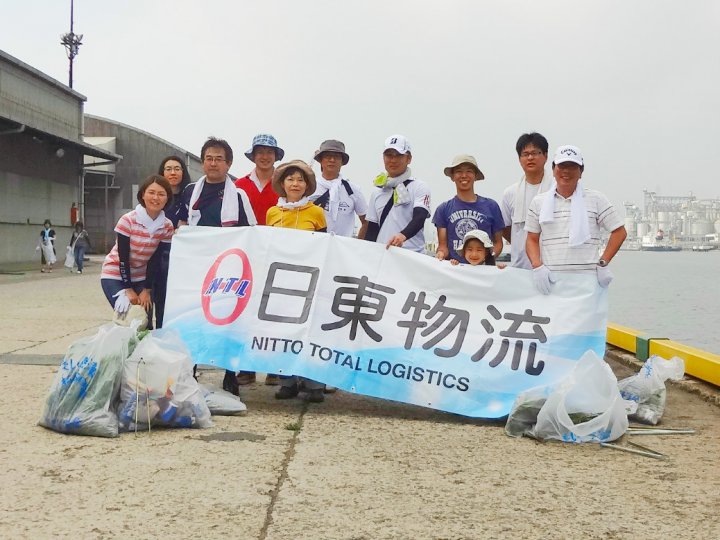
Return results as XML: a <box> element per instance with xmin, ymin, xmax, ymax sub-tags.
<box><xmin>39</xmin><ymin>324</ymin><xmax>140</xmax><ymax>438</ymax></box>
<box><xmin>506</xmin><ymin>350</ymin><xmax>635</xmax><ymax>443</ymax></box>
<box><xmin>200</xmin><ymin>384</ymin><xmax>248</xmax><ymax>416</ymax></box>
<box><xmin>118</xmin><ymin>329</ymin><xmax>212</xmax><ymax>431</ymax></box>
<box><xmin>618</xmin><ymin>355</ymin><xmax>684</xmax><ymax>425</ymax></box>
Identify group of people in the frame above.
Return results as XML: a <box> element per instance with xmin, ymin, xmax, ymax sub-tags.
<box><xmin>98</xmin><ymin>130</ymin><xmax>627</xmax><ymax>401</ymax></box>
<box><xmin>38</xmin><ymin>219</ymin><xmax>92</xmax><ymax>274</ymax></box>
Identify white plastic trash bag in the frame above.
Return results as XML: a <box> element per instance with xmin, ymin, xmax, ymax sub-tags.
<box><xmin>64</xmin><ymin>246</ymin><xmax>75</xmax><ymax>269</ymax></box>
<box><xmin>618</xmin><ymin>355</ymin><xmax>684</xmax><ymax>425</ymax></box>
<box><xmin>118</xmin><ymin>329</ymin><xmax>211</xmax><ymax>430</ymax></box>
<box><xmin>506</xmin><ymin>350</ymin><xmax>635</xmax><ymax>443</ymax></box>
<box><xmin>200</xmin><ymin>384</ymin><xmax>248</xmax><ymax>416</ymax></box>
<box><xmin>39</xmin><ymin>323</ymin><xmax>141</xmax><ymax>438</ymax></box>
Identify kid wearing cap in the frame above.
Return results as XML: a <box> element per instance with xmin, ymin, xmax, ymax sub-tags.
<box><xmin>365</xmin><ymin>135</ymin><xmax>431</xmax><ymax>252</ymax></box>
<box><xmin>451</xmin><ymin>229</ymin><xmax>497</xmax><ymax>266</ymax></box>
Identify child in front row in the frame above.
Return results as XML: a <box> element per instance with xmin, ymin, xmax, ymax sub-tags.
<box><xmin>451</xmin><ymin>229</ymin><xmax>505</xmax><ymax>267</ymax></box>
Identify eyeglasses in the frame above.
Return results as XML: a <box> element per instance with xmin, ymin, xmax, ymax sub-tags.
<box><xmin>203</xmin><ymin>156</ymin><xmax>227</xmax><ymax>163</ymax></box>
<box><xmin>520</xmin><ymin>150</ymin><xmax>544</xmax><ymax>159</ymax></box>
<box><xmin>163</xmin><ymin>166</ymin><xmax>182</xmax><ymax>172</ymax></box>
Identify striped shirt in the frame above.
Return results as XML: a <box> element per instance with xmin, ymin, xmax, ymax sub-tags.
<box><xmin>525</xmin><ymin>189</ymin><xmax>624</xmax><ymax>273</ymax></box>
<box><xmin>101</xmin><ymin>210</ymin><xmax>174</xmax><ymax>282</ymax></box>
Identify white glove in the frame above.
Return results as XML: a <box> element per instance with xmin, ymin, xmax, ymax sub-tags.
<box><xmin>113</xmin><ymin>289</ymin><xmax>131</xmax><ymax>314</ymax></box>
<box><xmin>532</xmin><ymin>265</ymin><xmax>556</xmax><ymax>295</ymax></box>
<box><xmin>597</xmin><ymin>265</ymin><xmax>614</xmax><ymax>288</ymax></box>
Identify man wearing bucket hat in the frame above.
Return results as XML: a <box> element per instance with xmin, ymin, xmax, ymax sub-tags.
<box><xmin>309</xmin><ymin>139</ymin><xmax>368</xmax><ymax>238</ymax></box>
<box><xmin>365</xmin><ymin>135</ymin><xmax>431</xmax><ymax>252</ymax></box>
<box><xmin>234</xmin><ymin>133</ymin><xmax>285</xmax><ymax>226</ymax></box>
<box><xmin>433</xmin><ymin>154</ymin><xmax>504</xmax><ymax>264</ymax></box>
<box><xmin>525</xmin><ymin>145</ymin><xmax>627</xmax><ymax>295</ymax></box>
<box><xmin>500</xmin><ymin>132</ymin><xmax>553</xmax><ymax>269</ymax></box>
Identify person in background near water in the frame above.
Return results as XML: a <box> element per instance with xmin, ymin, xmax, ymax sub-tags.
<box><xmin>309</xmin><ymin>139</ymin><xmax>368</xmax><ymax>239</ymax></box>
<box><xmin>234</xmin><ymin>134</ymin><xmax>283</xmax><ymax>386</ymax></box>
<box><xmin>152</xmin><ymin>156</ymin><xmax>192</xmax><ymax>329</ymax></box>
<box><xmin>500</xmin><ymin>132</ymin><xmax>553</xmax><ymax>269</ymax></box>
<box><xmin>525</xmin><ymin>145</ymin><xmax>627</xmax><ymax>294</ymax></box>
<box><xmin>365</xmin><ymin>135</ymin><xmax>431</xmax><ymax>252</ymax></box>
<box><xmin>235</xmin><ymin>134</ymin><xmax>284</xmax><ymax>226</ymax></box>
<box><xmin>39</xmin><ymin>219</ymin><xmax>56</xmax><ymax>273</ymax></box>
<box><xmin>177</xmin><ymin>137</ymin><xmax>257</xmax><ymax>396</ymax></box>
<box><xmin>69</xmin><ymin>221</ymin><xmax>92</xmax><ymax>274</ymax></box>
<box><xmin>450</xmin><ymin>229</ymin><xmax>497</xmax><ymax>266</ymax></box>
<box><xmin>100</xmin><ymin>175</ymin><xmax>174</xmax><ymax>325</ymax></box>
<box><xmin>267</xmin><ymin>160</ymin><xmax>328</xmax><ymax>403</ymax></box>
<box><xmin>434</xmin><ymin>155</ymin><xmax>504</xmax><ymax>264</ymax></box>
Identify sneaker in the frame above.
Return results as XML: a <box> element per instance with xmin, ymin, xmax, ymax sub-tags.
<box><xmin>40</xmin><ymin>268</ymin><xmax>45</xmax><ymax>273</ymax></box>
<box><xmin>237</xmin><ymin>372</ymin><xmax>256</xmax><ymax>385</ymax></box>
<box><xmin>76</xmin><ymin>270</ymin><xmax>82</xmax><ymax>274</ymax></box>
<box><xmin>222</xmin><ymin>370</ymin><xmax>240</xmax><ymax>396</ymax></box>
<box><xmin>275</xmin><ymin>384</ymin><xmax>299</xmax><ymax>400</ymax></box>
<box><xmin>305</xmin><ymin>389</ymin><xmax>325</xmax><ymax>403</ymax></box>
<box><xmin>264</xmin><ymin>374</ymin><xmax>280</xmax><ymax>386</ymax></box>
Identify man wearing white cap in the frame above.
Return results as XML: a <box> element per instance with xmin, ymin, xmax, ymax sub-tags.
<box><xmin>235</xmin><ymin>133</ymin><xmax>284</xmax><ymax>226</ymax></box>
<box><xmin>365</xmin><ymin>135</ymin><xmax>431</xmax><ymax>252</ymax></box>
<box><xmin>500</xmin><ymin>132</ymin><xmax>553</xmax><ymax>269</ymax></box>
<box><xmin>433</xmin><ymin>154</ymin><xmax>504</xmax><ymax>264</ymax></box>
<box><xmin>525</xmin><ymin>145</ymin><xmax>627</xmax><ymax>294</ymax></box>
<box><xmin>309</xmin><ymin>139</ymin><xmax>369</xmax><ymax>238</ymax></box>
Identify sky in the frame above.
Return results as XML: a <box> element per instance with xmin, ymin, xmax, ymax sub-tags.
<box><xmin>2</xmin><ymin>0</ymin><xmax>719</xmax><ymax>217</ymax></box>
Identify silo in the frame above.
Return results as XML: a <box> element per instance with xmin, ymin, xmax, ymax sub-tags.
<box><xmin>691</xmin><ymin>219</ymin><xmax>712</xmax><ymax>236</ymax></box>
<box><xmin>715</xmin><ymin>219</ymin><xmax>720</xmax><ymax>233</ymax></box>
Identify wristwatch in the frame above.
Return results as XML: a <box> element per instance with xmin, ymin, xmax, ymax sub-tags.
<box><xmin>597</xmin><ymin>259</ymin><xmax>608</xmax><ymax>267</ymax></box>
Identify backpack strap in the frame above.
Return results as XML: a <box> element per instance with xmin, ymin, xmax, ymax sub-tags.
<box><xmin>378</xmin><ymin>179</ymin><xmax>413</xmax><ymax>230</ymax></box>
<box><xmin>314</xmin><ymin>180</ymin><xmax>355</xmax><ymax>211</ymax></box>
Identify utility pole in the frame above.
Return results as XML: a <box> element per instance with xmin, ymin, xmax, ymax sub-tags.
<box><xmin>60</xmin><ymin>0</ymin><xmax>83</xmax><ymax>88</ymax></box>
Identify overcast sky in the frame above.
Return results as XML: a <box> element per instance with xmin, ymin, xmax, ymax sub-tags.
<box><xmin>3</xmin><ymin>0</ymin><xmax>719</xmax><ymax>214</ymax></box>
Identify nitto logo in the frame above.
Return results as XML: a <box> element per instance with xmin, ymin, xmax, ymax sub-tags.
<box><xmin>201</xmin><ymin>248</ymin><xmax>253</xmax><ymax>325</ymax></box>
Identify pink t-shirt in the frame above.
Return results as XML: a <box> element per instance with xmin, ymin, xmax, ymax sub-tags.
<box><xmin>101</xmin><ymin>210</ymin><xmax>174</xmax><ymax>282</ymax></box>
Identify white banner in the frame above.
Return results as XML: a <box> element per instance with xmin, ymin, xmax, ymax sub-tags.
<box><xmin>165</xmin><ymin>226</ymin><xmax>608</xmax><ymax>418</ymax></box>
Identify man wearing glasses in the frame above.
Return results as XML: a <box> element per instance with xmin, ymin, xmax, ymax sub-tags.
<box><xmin>178</xmin><ymin>137</ymin><xmax>257</xmax><ymax>395</ymax></box>
<box><xmin>500</xmin><ymin>132</ymin><xmax>553</xmax><ymax>269</ymax></box>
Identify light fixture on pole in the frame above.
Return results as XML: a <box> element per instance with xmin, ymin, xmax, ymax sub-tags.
<box><xmin>60</xmin><ymin>0</ymin><xmax>83</xmax><ymax>88</ymax></box>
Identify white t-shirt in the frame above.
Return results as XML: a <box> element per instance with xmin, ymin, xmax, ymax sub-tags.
<box><xmin>309</xmin><ymin>177</ymin><xmax>368</xmax><ymax>237</ymax></box>
<box><xmin>501</xmin><ymin>179</ymin><xmax>548</xmax><ymax>269</ymax></box>
<box><xmin>366</xmin><ymin>178</ymin><xmax>431</xmax><ymax>253</ymax></box>
<box><xmin>525</xmin><ymin>188</ymin><xmax>624</xmax><ymax>274</ymax></box>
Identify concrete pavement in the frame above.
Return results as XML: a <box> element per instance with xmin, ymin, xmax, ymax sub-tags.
<box><xmin>1</xmin><ymin>258</ymin><xmax>719</xmax><ymax>539</ymax></box>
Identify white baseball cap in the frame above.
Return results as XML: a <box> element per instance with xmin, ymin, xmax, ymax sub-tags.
<box><xmin>459</xmin><ymin>229</ymin><xmax>493</xmax><ymax>255</ymax></box>
<box><xmin>553</xmin><ymin>145</ymin><xmax>584</xmax><ymax>166</ymax></box>
<box><xmin>384</xmin><ymin>134</ymin><xmax>412</xmax><ymax>155</ymax></box>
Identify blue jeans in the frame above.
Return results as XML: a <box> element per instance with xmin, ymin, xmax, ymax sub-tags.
<box><xmin>74</xmin><ymin>245</ymin><xmax>86</xmax><ymax>272</ymax></box>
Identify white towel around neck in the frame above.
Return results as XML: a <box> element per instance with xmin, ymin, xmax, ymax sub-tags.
<box><xmin>134</xmin><ymin>204</ymin><xmax>167</xmax><ymax>236</ymax></box>
<box><xmin>317</xmin><ymin>176</ymin><xmax>341</xmax><ymax>219</ymax></box>
<box><xmin>512</xmin><ymin>172</ymin><xmax>552</xmax><ymax>224</ymax></box>
<box><xmin>187</xmin><ymin>175</ymin><xmax>240</xmax><ymax>226</ymax></box>
<box><xmin>539</xmin><ymin>180</ymin><xmax>591</xmax><ymax>247</ymax></box>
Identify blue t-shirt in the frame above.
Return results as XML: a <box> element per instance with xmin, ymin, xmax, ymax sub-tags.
<box><xmin>432</xmin><ymin>196</ymin><xmax>503</xmax><ymax>263</ymax></box>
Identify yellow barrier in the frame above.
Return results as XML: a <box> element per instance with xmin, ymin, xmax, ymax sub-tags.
<box><xmin>606</xmin><ymin>322</ymin><xmax>720</xmax><ymax>387</ymax></box>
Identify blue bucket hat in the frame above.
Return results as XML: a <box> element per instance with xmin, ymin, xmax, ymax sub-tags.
<box><xmin>244</xmin><ymin>133</ymin><xmax>285</xmax><ymax>162</ymax></box>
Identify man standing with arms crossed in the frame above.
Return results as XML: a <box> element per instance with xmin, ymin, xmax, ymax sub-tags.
<box><xmin>525</xmin><ymin>145</ymin><xmax>627</xmax><ymax>294</ymax></box>
<box><xmin>500</xmin><ymin>132</ymin><xmax>553</xmax><ymax>269</ymax></box>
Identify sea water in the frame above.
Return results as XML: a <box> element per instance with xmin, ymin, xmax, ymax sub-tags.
<box><xmin>608</xmin><ymin>250</ymin><xmax>719</xmax><ymax>354</ymax></box>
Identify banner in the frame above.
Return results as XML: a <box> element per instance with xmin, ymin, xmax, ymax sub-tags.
<box><xmin>165</xmin><ymin>226</ymin><xmax>608</xmax><ymax>418</ymax></box>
